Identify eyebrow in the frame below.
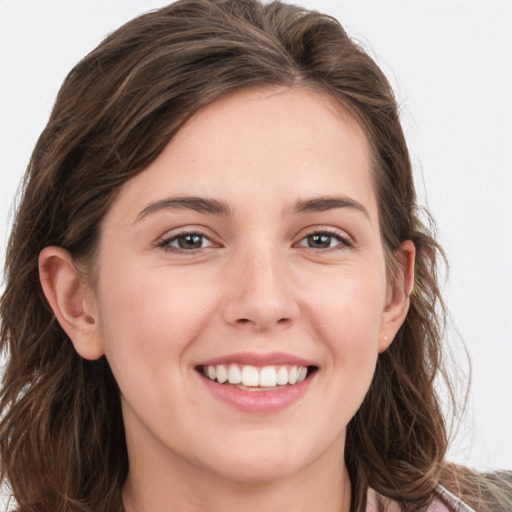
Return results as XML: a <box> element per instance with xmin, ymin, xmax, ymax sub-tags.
<box><xmin>135</xmin><ymin>194</ymin><xmax>369</xmax><ymax>222</ymax></box>
<box><xmin>136</xmin><ymin>196</ymin><xmax>233</xmax><ymax>221</ymax></box>
<box><xmin>292</xmin><ymin>196</ymin><xmax>370</xmax><ymax>219</ymax></box>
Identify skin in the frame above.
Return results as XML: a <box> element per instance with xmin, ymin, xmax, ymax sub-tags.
<box><xmin>40</xmin><ymin>88</ymin><xmax>415</xmax><ymax>512</ymax></box>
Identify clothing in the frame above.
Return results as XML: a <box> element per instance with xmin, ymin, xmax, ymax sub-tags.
<box><xmin>428</xmin><ymin>485</ymin><xmax>476</xmax><ymax>512</ymax></box>
<box><xmin>366</xmin><ymin>484</ymin><xmax>476</xmax><ymax>512</ymax></box>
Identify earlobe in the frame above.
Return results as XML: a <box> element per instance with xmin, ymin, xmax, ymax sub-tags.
<box><xmin>378</xmin><ymin>240</ymin><xmax>416</xmax><ymax>353</ymax></box>
<box><xmin>39</xmin><ymin>246</ymin><xmax>104</xmax><ymax>360</ymax></box>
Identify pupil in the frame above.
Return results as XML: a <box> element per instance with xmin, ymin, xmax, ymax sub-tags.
<box><xmin>308</xmin><ymin>234</ymin><xmax>330</xmax><ymax>248</ymax></box>
<box><xmin>178</xmin><ymin>234</ymin><xmax>202</xmax><ymax>249</ymax></box>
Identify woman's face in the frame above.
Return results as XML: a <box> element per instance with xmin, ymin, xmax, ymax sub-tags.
<box><xmin>88</xmin><ymin>88</ymin><xmax>411</xmax><ymax>484</ymax></box>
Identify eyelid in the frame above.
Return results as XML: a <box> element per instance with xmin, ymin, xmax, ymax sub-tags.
<box><xmin>294</xmin><ymin>226</ymin><xmax>354</xmax><ymax>249</ymax></box>
<box><xmin>155</xmin><ymin>226</ymin><xmax>221</xmax><ymax>252</ymax></box>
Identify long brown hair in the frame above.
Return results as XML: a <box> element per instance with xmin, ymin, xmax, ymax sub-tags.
<box><xmin>0</xmin><ymin>1</ymin><xmax>509</xmax><ymax>511</ymax></box>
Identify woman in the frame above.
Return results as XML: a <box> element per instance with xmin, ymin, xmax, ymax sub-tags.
<box><xmin>0</xmin><ymin>1</ymin><xmax>510</xmax><ymax>511</ymax></box>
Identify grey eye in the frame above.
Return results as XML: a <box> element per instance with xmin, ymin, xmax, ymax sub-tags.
<box><xmin>175</xmin><ymin>234</ymin><xmax>205</xmax><ymax>249</ymax></box>
<box><xmin>306</xmin><ymin>234</ymin><xmax>333</xmax><ymax>249</ymax></box>
<box><xmin>159</xmin><ymin>232</ymin><xmax>215</xmax><ymax>251</ymax></box>
<box><xmin>297</xmin><ymin>232</ymin><xmax>347</xmax><ymax>249</ymax></box>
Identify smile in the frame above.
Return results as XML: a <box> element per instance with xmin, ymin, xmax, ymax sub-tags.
<box><xmin>195</xmin><ymin>353</ymin><xmax>318</xmax><ymax>413</ymax></box>
<box><xmin>200</xmin><ymin>364</ymin><xmax>311</xmax><ymax>389</ymax></box>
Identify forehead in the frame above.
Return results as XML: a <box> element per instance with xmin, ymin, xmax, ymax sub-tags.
<box><xmin>106</xmin><ymin>87</ymin><xmax>377</xmax><ymax>223</ymax></box>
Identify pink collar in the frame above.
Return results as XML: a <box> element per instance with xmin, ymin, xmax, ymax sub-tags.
<box><xmin>366</xmin><ymin>484</ymin><xmax>476</xmax><ymax>511</ymax></box>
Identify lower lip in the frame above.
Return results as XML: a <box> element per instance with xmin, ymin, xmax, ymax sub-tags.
<box><xmin>199</xmin><ymin>373</ymin><xmax>314</xmax><ymax>413</ymax></box>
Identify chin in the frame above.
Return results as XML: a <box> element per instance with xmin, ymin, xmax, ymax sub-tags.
<box><xmin>195</xmin><ymin>434</ymin><xmax>320</xmax><ymax>485</ymax></box>
<box><xmin>209</xmin><ymin>456</ymin><xmax>304</xmax><ymax>485</ymax></box>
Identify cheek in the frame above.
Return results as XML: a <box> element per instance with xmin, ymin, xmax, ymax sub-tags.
<box><xmin>96</xmin><ymin>262</ymin><xmax>219</xmax><ymax>377</ymax></box>
<box><xmin>303</xmin><ymin>263</ymin><xmax>387</xmax><ymax>341</ymax></box>
<box><xmin>301</xmin><ymin>264</ymin><xmax>386</xmax><ymax>393</ymax></box>
<box><xmin>94</xmin><ymin>265</ymin><xmax>224</xmax><ymax>439</ymax></box>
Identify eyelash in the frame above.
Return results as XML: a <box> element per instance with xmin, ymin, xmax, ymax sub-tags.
<box><xmin>156</xmin><ymin>231</ymin><xmax>216</xmax><ymax>252</ymax></box>
<box><xmin>156</xmin><ymin>228</ymin><xmax>353</xmax><ymax>253</ymax></box>
<box><xmin>296</xmin><ymin>229</ymin><xmax>354</xmax><ymax>251</ymax></box>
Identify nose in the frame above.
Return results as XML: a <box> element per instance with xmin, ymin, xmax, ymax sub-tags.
<box><xmin>221</xmin><ymin>246</ymin><xmax>299</xmax><ymax>331</ymax></box>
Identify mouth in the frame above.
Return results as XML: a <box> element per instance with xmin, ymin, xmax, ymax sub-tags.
<box><xmin>195</xmin><ymin>354</ymin><xmax>318</xmax><ymax>413</ymax></box>
<box><xmin>196</xmin><ymin>364</ymin><xmax>318</xmax><ymax>391</ymax></box>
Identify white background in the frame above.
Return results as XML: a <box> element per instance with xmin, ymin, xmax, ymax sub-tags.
<box><xmin>1</xmin><ymin>0</ymin><xmax>511</xmax><ymax>472</ymax></box>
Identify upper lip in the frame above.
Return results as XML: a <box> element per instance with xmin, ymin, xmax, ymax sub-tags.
<box><xmin>196</xmin><ymin>352</ymin><xmax>316</xmax><ymax>368</ymax></box>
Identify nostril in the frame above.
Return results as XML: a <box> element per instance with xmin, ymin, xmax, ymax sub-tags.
<box><xmin>229</xmin><ymin>310</ymin><xmax>295</xmax><ymax>328</ymax></box>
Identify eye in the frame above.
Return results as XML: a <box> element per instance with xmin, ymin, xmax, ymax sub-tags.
<box><xmin>297</xmin><ymin>231</ymin><xmax>352</xmax><ymax>250</ymax></box>
<box><xmin>158</xmin><ymin>232</ymin><xmax>215</xmax><ymax>252</ymax></box>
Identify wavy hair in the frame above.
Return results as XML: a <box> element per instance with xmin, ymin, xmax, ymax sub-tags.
<box><xmin>1</xmin><ymin>1</ymin><xmax>509</xmax><ymax>511</ymax></box>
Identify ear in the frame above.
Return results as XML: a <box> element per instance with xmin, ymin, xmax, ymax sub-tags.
<box><xmin>378</xmin><ymin>240</ymin><xmax>416</xmax><ymax>353</ymax></box>
<box><xmin>39</xmin><ymin>246</ymin><xmax>104</xmax><ymax>360</ymax></box>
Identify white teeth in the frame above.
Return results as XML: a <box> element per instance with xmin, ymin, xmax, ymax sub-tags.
<box><xmin>277</xmin><ymin>367</ymin><xmax>289</xmax><ymax>385</ymax></box>
<box><xmin>288</xmin><ymin>366</ymin><xmax>298</xmax><ymax>385</ymax></box>
<box><xmin>259</xmin><ymin>366</ymin><xmax>277</xmax><ymax>387</ymax></box>
<box><xmin>202</xmin><ymin>363</ymin><xmax>312</xmax><ymax>388</ymax></box>
<box><xmin>227</xmin><ymin>364</ymin><xmax>242</xmax><ymax>384</ymax></box>
<box><xmin>216</xmin><ymin>364</ymin><xmax>228</xmax><ymax>384</ymax></box>
<box><xmin>241</xmin><ymin>365</ymin><xmax>259</xmax><ymax>386</ymax></box>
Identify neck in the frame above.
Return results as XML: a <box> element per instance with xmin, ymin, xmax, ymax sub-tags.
<box><xmin>122</xmin><ymin>435</ymin><xmax>351</xmax><ymax>512</ymax></box>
